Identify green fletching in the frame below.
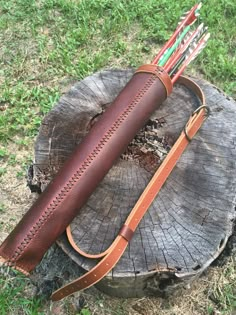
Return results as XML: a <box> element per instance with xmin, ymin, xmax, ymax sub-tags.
<box><xmin>158</xmin><ymin>25</ymin><xmax>191</xmax><ymax>67</ymax></box>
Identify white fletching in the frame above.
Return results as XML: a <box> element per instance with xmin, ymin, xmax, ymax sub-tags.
<box><xmin>187</xmin><ymin>33</ymin><xmax>210</xmax><ymax>65</ymax></box>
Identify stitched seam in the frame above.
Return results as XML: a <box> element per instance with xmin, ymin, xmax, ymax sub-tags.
<box><xmin>9</xmin><ymin>72</ymin><xmax>159</xmax><ymax>264</ymax></box>
<box><xmin>0</xmin><ymin>252</ymin><xmax>11</xmax><ymax>261</ymax></box>
<box><xmin>0</xmin><ymin>254</ymin><xmax>29</xmax><ymax>275</ymax></box>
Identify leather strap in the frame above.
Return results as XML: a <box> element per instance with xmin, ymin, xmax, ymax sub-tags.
<box><xmin>51</xmin><ymin>76</ymin><xmax>209</xmax><ymax>301</ymax></box>
<box><xmin>136</xmin><ymin>64</ymin><xmax>173</xmax><ymax>96</ymax></box>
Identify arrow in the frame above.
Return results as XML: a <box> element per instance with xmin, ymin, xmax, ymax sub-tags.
<box><xmin>152</xmin><ymin>3</ymin><xmax>201</xmax><ymax>65</ymax></box>
<box><xmin>171</xmin><ymin>33</ymin><xmax>211</xmax><ymax>83</ymax></box>
<box><xmin>165</xmin><ymin>23</ymin><xmax>205</xmax><ymax>72</ymax></box>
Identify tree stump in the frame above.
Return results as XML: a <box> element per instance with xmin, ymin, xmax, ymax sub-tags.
<box><xmin>29</xmin><ymin>69</ymin><xmax>236</xmax><ymax>298</ymax></box>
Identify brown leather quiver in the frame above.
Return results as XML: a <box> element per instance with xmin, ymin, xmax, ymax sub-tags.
<box><xmin>0</xmin><ymin>64</ymin><xmax>172</xmax><ymax>275</ymax></box>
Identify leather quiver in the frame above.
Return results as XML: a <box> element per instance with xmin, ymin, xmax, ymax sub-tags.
<box><xmin>0</xmin><ymin>64</ymin><xmax>172</xmax><ymax>274</ymax></box>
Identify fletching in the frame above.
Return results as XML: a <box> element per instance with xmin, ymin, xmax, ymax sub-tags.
<box><xmin>187</xmin><ymin>33</ymin><xmax>211</xmax><ymax>64</ymax></box>
<box><xmin>152</xmin><ymin>2</ymin><xmax>210</xmax><ymax>84</ymax></box>
<box><xmin>178</xmin><ymin>11</ymin><xmax>190</xmax><ymax>25</ymax></box>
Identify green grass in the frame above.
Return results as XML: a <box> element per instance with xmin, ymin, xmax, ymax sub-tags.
<box><xmin>0</xmin><ymin>0</ymin><xmax>235</xmax><ymax>314</ymax></box>
<box><xmin>0</xmin><ymin>0</ymin><xmax>235</xmax><ymax>144</ymax></box>
<box><xmin>0</xmin><ymin>271</ymin><xmax>43</xmax><ymax>315</ymax></box>
<box><xmin>207</xmin><ymin>259</ymin><xmax>236</xmax><ymax>314</ymax></box>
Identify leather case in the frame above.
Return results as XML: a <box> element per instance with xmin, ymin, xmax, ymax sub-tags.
<box><xmin>0</xmin><ymin>64</ymin><xmax>172</xmax><ymax>274</ymax></box>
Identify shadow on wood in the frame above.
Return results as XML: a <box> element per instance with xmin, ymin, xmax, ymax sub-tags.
<box><xmin>28</xmin><ymin>69</ymin><xmax>236</xmax><ymax>298</ymax></box>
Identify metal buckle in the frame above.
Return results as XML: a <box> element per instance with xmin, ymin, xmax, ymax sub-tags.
<box><xmin>184</xmin><ymin>125</ymin><xmax>192</xmax><ymax>142</ymax></box>
<box><xmin>184</xmin><ymin>105</ymin><xmax>210</xmax><ymax>142</ymax></box>
<box><xmin>192</xmin><ymin>105</ymin><xmax>210</xmax><ymax>119</ymax></box>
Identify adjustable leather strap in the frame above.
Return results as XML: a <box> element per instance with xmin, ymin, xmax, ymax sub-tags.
<box><xmin>136</xmin><ymin>64</ymin><xmax>173</xmax><ymax>96</ymax></box>
<box><xmin>51</xmin><ymin>76</ymin><xmax>209</xmax><ymax>301</ymax></box>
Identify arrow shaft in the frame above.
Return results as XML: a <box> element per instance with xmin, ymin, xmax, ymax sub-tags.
<box><xmin>165</xmin><ymin>23</ymin><xmax>204</xmax><ymax>72</ymax></box>
<box><xmin>152</xmin><ymin>3</ymin><xmax>199</xmax><ymax>65</ymax></box>
<box><xmin>158</xmin><ymin>25</ymin><xmax>191</xmax><ymax>67</ymax></box>
<box><xmin>171</xmin><ymin>33</ymin><xmax>210</xmax><ymax>83</ymax></box>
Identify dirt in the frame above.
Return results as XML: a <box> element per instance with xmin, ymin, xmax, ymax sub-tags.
<box><xmin>0</xmin><ymin>141</ymin><xmax>36</xmax><ymax>235</ymax></box>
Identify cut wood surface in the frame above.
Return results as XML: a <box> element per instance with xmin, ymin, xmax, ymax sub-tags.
<box><xmin>29</xmin><ymin>69</ymin><xmax>236</xmax><ymax>298</ymax></box>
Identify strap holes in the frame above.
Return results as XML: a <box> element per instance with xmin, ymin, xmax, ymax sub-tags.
<box><xmin>94</xmin><ymin>274</ymin><xmax>97</xmax><ymax>277</ymax></box>
<box><xmin>106</xmin><ymin>263</ymin><xmax>109</xmax><ymax>266</ymax></box>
